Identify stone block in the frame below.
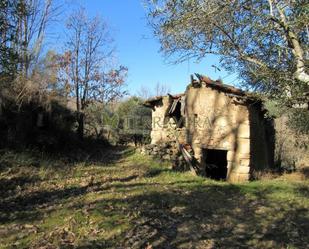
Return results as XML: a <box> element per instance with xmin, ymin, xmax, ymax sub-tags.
<box><xmin>227</xmin><ymin>151</ymin><xmax>234</xmax><ymax>161</ymax></box>
<box><xmin>237</xmin><ymin>138</ymin><xmax>250</xmax><ymax>154</ymax></box>
<box><xmin>240</xmin><ymin>159</ymin><xmax>250</xmax><ymax>167</ymax></box>
<box><xmin>238</xmin><ymin>173</ymin><xmax>249</xmax><ymax>182</ymax></box>
<box><xmin>239</xmin><ymin>153</ymin><xmax>250</xmax><ymax>159</ymax></box>
<box><xmin>236</xmin><ymin>166</ymin><xmax>250</xmax><ymax>174</ymax></box>
<box><xmin>238</xmin><ymin>124</ymin><xmax>250</xmax><ymax>138</ymax></box>
<box><xmin>228</xmin><ymin>172</ymin><xmax>249</xmax><ymax>182</ymax></box>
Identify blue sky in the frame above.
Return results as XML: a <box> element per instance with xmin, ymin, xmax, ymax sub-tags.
<box><xmin>50</xmin><ymin>0</ymin><xmax>239</xmax><ymax>96</ymax></box>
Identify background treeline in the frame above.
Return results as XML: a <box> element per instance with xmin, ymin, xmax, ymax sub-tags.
<box><xmin>0</xmin><ymin>0</ymin><xmax>153</xmax><ymax>151</ymax></box>
<box><xmin>0</xmin><ymin>0</ymin><xmax>308</xmax><ymax>172</ymax></box>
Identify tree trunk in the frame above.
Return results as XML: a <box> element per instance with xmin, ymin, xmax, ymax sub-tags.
<box><xmin>77</xmin><ymin>112</ymin><xmax>84</xmax><ymax>139</ymax></box>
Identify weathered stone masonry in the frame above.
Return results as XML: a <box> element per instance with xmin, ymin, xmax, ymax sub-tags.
<box><xmin>144</xmin><ymin>75</ymin><xmax>275</xmax><ymax>182</ymax></box>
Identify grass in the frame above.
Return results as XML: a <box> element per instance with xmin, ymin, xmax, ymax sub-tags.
<box><xmin>0</xmin><ymin>148</ymin><xmax>308</xmax><ymax>249</ymax></box>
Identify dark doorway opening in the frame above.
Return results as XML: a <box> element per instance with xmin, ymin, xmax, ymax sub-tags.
<box><xmin>202</xmin><ymin>149</ymin><xmax>228</xmax><ymax>180</ymax></box>
<box><xmin>168</xmin><ymin>98</ymin><xmax>184</xmax><ymax>128</ymax></box>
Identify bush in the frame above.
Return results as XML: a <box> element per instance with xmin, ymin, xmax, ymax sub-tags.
<box><xmin>275</xmin><ymin>116</ymin><xmax>309</xmax><ymax>172</ymax></box>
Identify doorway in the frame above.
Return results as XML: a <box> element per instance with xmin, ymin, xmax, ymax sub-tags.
<box><xmin>202</xmin><ymin>149</ymin><xmax>228</xmax><ymax>180</ymax></box>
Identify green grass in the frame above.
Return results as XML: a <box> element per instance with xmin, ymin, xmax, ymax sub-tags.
<box><xmin>0</xmin><ymin>148</ymin><xmax>308</xmax><ymax>249</ymax></box>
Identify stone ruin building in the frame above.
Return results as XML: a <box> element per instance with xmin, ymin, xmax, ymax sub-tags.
<box><xmin>144</xmin><ymin>74</ymin><xmax>275</xmax><ymax>182</ymax></box>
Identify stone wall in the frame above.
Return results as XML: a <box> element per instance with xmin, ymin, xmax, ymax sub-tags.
<box><xmin>139</xmin><ymin>141</ymin><xmax>190</xmax><ymax>171</ymax></box>
<box><xmin>150</xmin><ymin>96</ymin><xmax>186</xmax><ymax>144</ymax></box>
<box><xmin>185</xmin><ymin>86</ymin><xmax>251</xmax><ymax>182</ymax></box>
<box><xmin>150</xmin><ymin>96</ymin><xmax>170</xmax><ymax>144</ymax></box>
<box><xmin>146</xmin><ymin>84</ymin><xmax>274</xmax><ymax>182</ymax></box>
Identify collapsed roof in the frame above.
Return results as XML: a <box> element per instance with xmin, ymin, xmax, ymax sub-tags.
<box><xmin>143</xmin><ymin>93</ymin><xmax>185</xmax><ymax>107</ymax></box>
<box><xmin>144</xmin><ymin>74</ymin><xmax>262</xmax><ymax>107</ymax></box>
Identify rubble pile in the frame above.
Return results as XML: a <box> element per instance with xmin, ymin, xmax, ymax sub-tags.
<box><xmin>138</xmin><ymin>141</ymin><xmax>191</xmax><ymax>171</ymax></box>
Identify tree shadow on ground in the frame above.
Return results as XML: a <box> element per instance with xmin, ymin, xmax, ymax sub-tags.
<box><xmin>295</xmin><ymin>184</ymin><xmax>309</xmax><ymax>198</ymax></box>
<box><xmin>1</xmin><ymin>175</ymin><xmax>308</xmax><ymax>248</ymax></box>
<box><xmin>0</xmin><ymin>173</ymin><xmax>144</xmax><ymax>225</ymax></box>
<box><xmin>0</xmin><ymin>152</ymin><xmax>138</xmax><ymax>226</ymax></box>
<box><xmin>1</xmin><ymin>146</ymin><xmax>308</xmax><ymax>249</ymax></box>
<box><xmin>78</xmin><ymin>183</ymin><xmax>309</xmax><ymax>249</ymax></box>
<box><xmin>0</xmin><ymin>185</ymin><xmax>89</xmax><ymax>224</ymax></box>
<box><xmin>0</xmin><ymin>145</ymin><xmax>135</xmax><ymax>199</ymax></box>
<box><xmin>300</xmin><ymin>167</ymin><xmax>309</xmax><ymax>179</ymax></box>
<box><xmin>0</xmin><ymin>175</ymin><xmax>41</xmax><ymax>199</ymax></box>
<box><xmin>0</xmin><ymin>143</ymin><xmax>135</xmax><ymax>169</ymax></box>
<box><xmin>143</xmin><ymin>168</ymin><xmax>173</xmax><ymax>178</ymax></box>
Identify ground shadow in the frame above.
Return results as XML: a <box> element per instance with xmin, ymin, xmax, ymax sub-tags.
<box><xmin>82</xmin><ymin>183</ymin><xmax>309</xmax><ymax>249</ymax></box>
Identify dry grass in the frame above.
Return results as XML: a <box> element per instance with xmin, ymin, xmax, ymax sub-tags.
<box><xmin>0</xmin><ymin>148</ymin><xmax>308</xmax><ymax>249</ymax></box>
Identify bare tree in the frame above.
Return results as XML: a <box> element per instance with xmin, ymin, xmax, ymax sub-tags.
<box><xmin>0</xmin><ymin>0</ymin><xmax>60</xmax><ymax>109</ymax></box>
<box><xmin>18</xmin><ymin>0</ymin><xmax>55</xmax><ymax>76</ymax></box>
<box><xmin>1</xmin><ymin>0</ymin><xmax>57</xmax><ymax>78</ymax></box>
<box><xmin>63</xmin><ymin>8</ymin><xmax>127</xmax><ymax>138</ymax></box>
<box><xmin>138</xmin><ymin>82</ymin><xmax>170</xmax><ymax>99</ymax></box>
<box><xmin>154</xmin><ymin>82</ymin><xmax>170</xmax><ymax>96</ymax></box>
<box><xmin>137</xmin><ymin>86</ymin><xmax>152</xmax><ymax>100</ymax></box>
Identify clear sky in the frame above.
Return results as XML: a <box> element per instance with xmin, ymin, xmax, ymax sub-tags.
<box><xmin>50</xmin><ymin>0</ymin><xmax>239</xmax><ymax>96</ymax></box>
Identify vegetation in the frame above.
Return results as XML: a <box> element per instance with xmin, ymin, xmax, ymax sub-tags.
<box><xmin>263</xmin><ymin>100</ymin><xmax>309</xmax><ymax>172</ymax></box>
<box><xmin>0</xmin><ymin>2</ymin><xmax>308</xmax><ymax>248</ymax></box>
<box><xmin>61</xmin><ymin>8</ymin><xmax>128</xmax><ymax>138</ymax></box>
<box><xmin>0</xmin><ymin>1</ymin><xmax>128</xmax><ymax>146</ymax></box>
<box><xmin>0</xmin><ymin>0</ymin><xmax>56</xmax><ymax>79</ymax></box>
<box><xmin>146</xmin><ymin>0</ymin><xmax>309</xmax><ymax>167</ymax></box>
<box><xmin>0</xmin><ymin>148</ymin><xmax>308</xmax><ymax>248</ymax></box>
<box><xmin>117</xmin><ymin>97</ymin><xmax>152</xmax><ymax>145</ymax></box>
<box><xmin>146</xmin><ymin>0</ymin><xmax>309</xmax><ymax>105</ymax></box>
